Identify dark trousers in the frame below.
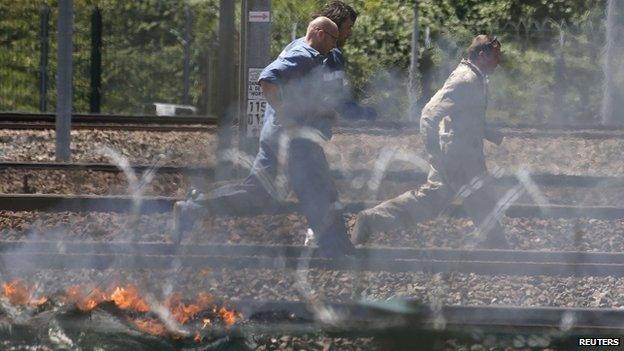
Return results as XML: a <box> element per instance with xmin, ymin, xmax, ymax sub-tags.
<box><xmin>198</xmin><ymin>137</ymin><xmax>350</xmax><ymax>251</ymax></box>
<box><xmin>287</xmin><ymin>137</ymin><xmax>350</xmax><ymax>250</ymax></box>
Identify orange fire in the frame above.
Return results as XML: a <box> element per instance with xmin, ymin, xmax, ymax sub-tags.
<box><xmin>4</xmin><ymin>279</ymin><xmax>240</xmax><ymax>339</ymax></box>
<box><xmin>65</xmin><ymin>286</ymin><xmax>108</xmax><ymax>311</ymax></box>
<box><xmin>219</xmin><ymin>307</ymin><xmax>238</xmax><ymax>327</ymax></box>
<box><xmin>133</xmin><ymin>318</ymin><xmax>167</xmax><ymax>337</ymax></box>
<box><xmin>166</xmin><ymin>291</ymin><xmax>215</xmax><ymax>324</ymax></box>
<box><xmin>110</xmin><ymin>286</ymin><xmax>150</xmax><ymax>312</ymax></box>
<box><xmin>2</xmin><ymin>279</ymin><xmax>48</xmax><ymax>306</ymax></box>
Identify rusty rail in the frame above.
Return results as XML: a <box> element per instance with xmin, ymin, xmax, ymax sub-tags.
<box><xmin>3</xmin><ymin>240</ymin><xmax>624</xmax><ymax>276</ymax></box>
<box><xmin>1</xmin><ymin>194</ymin><xmax>624</xmax><ymax>219</ymax></box>
<box><xmin>1</xmin><ymin>162</ymin><xmax>623</xmax><ymax>188</ymax></box>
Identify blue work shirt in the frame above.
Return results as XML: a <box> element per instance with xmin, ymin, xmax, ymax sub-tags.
<box><xmin>258</xmin><ymin>39</ymin><xmax>339</xmax><ymax>145</ymax></box>
<box><xmin>280</xmin><ymin>38</ymin><xmax>368</xmax><ymax>121</ymax></box>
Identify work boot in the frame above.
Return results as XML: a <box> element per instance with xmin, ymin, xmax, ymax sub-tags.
<box><xmin>351</xmin><ymin>211</ymin><xmax>372</xmax><ymax>245</ymax></box>
<box><xmin>171</xmin><ymin>190</ymin><xmax>208</xmax><ymax>245</ymax></box>
<box><xmin>304</xmin><ymin>228</ymin><xmax>316</xmax><ymax>246</ymax></box>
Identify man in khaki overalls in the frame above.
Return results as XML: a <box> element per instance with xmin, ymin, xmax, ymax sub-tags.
<box><xmin>352</xmin><ymin>35</ymin><xmax>509</xmax><ymax>249</ymax></box>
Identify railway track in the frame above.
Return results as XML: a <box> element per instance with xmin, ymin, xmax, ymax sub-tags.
<box><xmin>3</xmin><ymin>112</ymin><xmax>624</xmax><ymax>138</ymax></box>
<box><xmin>3</xmin><ymin>240</ymin><xmax>624</xmax><ymax>277</ymax></box>
<box><xmin>238</xmin><ymin>300</ymin><xmax>624</xmax><ymax>337</ymax></box>
<box><xmin>1</xmin><ymin>194</ymin><xmax>624</xmax><ymax>219</ymax></box>
<box><xmin>0</xmin><ymin>112</ymin><xmax>216</xmax><ymax>132</ymax></box>
<box><xmin>2</xmin><ymin>161</ymin><xmax>624</xmax><ymax>188</ymax></box>
<box><xmin>3</xmin><ymin>296</ymin><xmax>620</xmax><ymax>346</ymax></box>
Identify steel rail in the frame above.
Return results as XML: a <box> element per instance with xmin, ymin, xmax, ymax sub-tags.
<box><xmin>3</xmin><ymin>250</ymin><xmax>624</xmax><ymax>277</ymax></box>
<box><xmin>3</xmin><ymin>299</ymin><xmax>621</xmax><ymax>345</ymax></box>
<box><xmin>0</xmin><ymin>161</ymin><xmax>213</xmax><ymax>175</ymax></box>
<box><xmin>4</xmin><ymin>113</ymin><xmax>624</xmax><ymax>132</ymax></box>
<box><xmin>336</xmin><ymin>119</ymin><xmax>624</xmax><ymax>132</ymax></box>
<box><xmin>2</xmin><ymin>162</ymin><xmax>623</xmax><ymax>188</ymax></box>
<box><xmin>3</xmin><ymin>112</ymin><xmax>624</xmax><ymax>138</ymax></box>
<box><xmin>0</xmin><ymin>112</ymin><xmax>217</xmax><ymax>125</ymax></box>
<box><xmin>1</xmin><ymin>194</ymin><xmax>624</xmax><ymax>219</ymax></box>
<box><xmin>334</xmin><ymin>125</ymin><xmax>624</xmax><ymax>139</ymax></box>
<box><xmin>239</xmin><ymin>300</ymin><xmax>624</xmax><ymax>333</ymax></box>
<box><xmin>3</xmin><ymin>241</ymin><xmax>624</xmax><ymax>265</ymax></box>
<box><xmin>0</xmin><ymin>122</ymin><xmax>215</xmax><ymax>132</ymax></box>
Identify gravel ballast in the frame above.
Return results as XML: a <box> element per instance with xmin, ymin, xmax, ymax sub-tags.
<box><xmin>2</xmin><ymin>129</ymin><xmax>624</xmax><ymax>176</ymax></box>
<box><xmin>1</xmin><ymin>128</ymin><xmax>623</xmax><ymax>349</ymax></box>
<box><xmin>2</xmin><ymin>211</ymin><xmax>624</xmax><ymax>253</ymax></box>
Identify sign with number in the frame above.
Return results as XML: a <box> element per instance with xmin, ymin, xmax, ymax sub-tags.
<box><xmin>247</xmin><ymin>68</ymin><xmax>267</xmax><ymax>137</ymax></box>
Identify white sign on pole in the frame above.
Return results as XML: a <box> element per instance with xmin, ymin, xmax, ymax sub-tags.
<box><xmin>249</xmin><ymin>11</ymin><xmax>270</xmax><ymax>22</ymax></box>
<box><xmin>247</xmin><ymin>68</ymin><xmax>267</xmax><ymax>137</ymax></box>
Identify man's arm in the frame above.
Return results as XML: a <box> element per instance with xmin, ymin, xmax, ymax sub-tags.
<box><xmin>420</xmin><ymin>111</ymin><xmax>444</xmax><ymax>165</ymax></box>
<box><xmin>259</xmin><ymin>80</ymin><xmax>282</xmax><ymax>120</ymax></box>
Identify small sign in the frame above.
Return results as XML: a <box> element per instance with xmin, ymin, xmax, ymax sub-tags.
<box><xmin>249</xmin><ymin>11</ymin><xmax>270</xmax><ymax>22</ymax></box>
<box><xmin>247</xmin><ymin>68</ymin><xmax>267</xmax><ymax>137</ymax></box>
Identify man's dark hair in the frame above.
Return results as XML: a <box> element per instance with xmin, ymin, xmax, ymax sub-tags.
<box><xmin>316</xmin><ymin>1</ymin><xmax>358</xmax><ymax>27</ymax></box>
<box><xmin>467</xmin><ymin>34</ymin><xmax>501</xmax><ymax>61</ymax></box>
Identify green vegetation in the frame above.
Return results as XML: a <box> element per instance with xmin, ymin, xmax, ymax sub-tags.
<box><xmin>0</xmin><ymin>0</ymin><xmax>616</xmax><ymax>123</ymax></box>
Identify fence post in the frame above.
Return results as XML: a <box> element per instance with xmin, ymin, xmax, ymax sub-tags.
<box><xmin>39</xmin><ymin>4</ymin><xmax>49</xmax><ymax>112</ymax></box>
<box><xmin>215</xmin><ymin>0</ymin><xmax>236</xmax><ymax>180</ymax></box>
<box><xmin>56</xmin><ymin>0</ymin><xmax>73</xmax><ymax>161</ymax></box>
<box><xmin>407</xmin><ymin>0</ymin><xmax>420</xmax><ymax>121</ymax></box>
<box><xmin>90</xmin><ymin>6</ymin><xmax>102</xmax><ymax>113</ymax></box>
<box><xmin>239</xmin><ymin>0</ymin><xmax>271</xmax><ymax>159</ymax></box>
<box><xmin>183</xmin><ymin>2</ymin><xmax>192</xmax><ymax>105</ymax></box>
<box><xmin>418</xmin><ymin>26</ymin><xmax>433</xmax><ymax>106</ymax></box>
<box><xmin>551</xmin><ymin>28</ymin><xmax>566</xmax><ymax>124</ymax></box>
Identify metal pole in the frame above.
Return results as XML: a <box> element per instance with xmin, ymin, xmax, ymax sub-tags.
<box><xmin>239</xmin><ymin>0</ymin><xmax>271</xmax><ymax>157</ymax></box>
<box><xmin>183</xmin><ymin>2</ymin><xmax>192</xmax><ymax>105</ymax></box>
<box><xmin>56</xmin><ymin>0</ymin><xmax>73</xmax><ymax>161</ymax></box>
<box><xmin>39</xmin><ymin>4</ymin><xmax>49</xmax><ymax>112</ymax></box>
<box><xmin>216</xmin><ymin>0</ymin><xmax>236</xmax><ymax>180</ymax></box>
<box><xmin>602</xmin><ymin>0</ymin><xmax>616</xmax><ymax>125</ymax></box>
<box><xmin>407</xmin><ymin>0</ymin><xmax>420</xmax><ymax>121</ymax></box>
<box><xmin>90</xmin><ymin>6</ymin><xmax>102</xmax><ymax>113</ymax></box>
<box><xmin>551</xmin><ymin>28</ymin><xmax>566</xmax><ymax>124</ymax></box>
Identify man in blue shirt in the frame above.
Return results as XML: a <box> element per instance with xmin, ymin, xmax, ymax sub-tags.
<box><xmin>174</xmin><ymin>16</ymin><xmax>355</xmax><ymax>257</ymax></box>
<box><xmin>284</xmin><ymin>1</ymin><xmax>376</xmax><ymax>121</ymax></box>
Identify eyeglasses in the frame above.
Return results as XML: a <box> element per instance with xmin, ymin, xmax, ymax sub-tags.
<box><xmin>325</xmin><ymin>30</ymin><xmax>339</xmax><ymax>41</ymax></box>
<box><xmin>488</xmin><ymin>36</ymin><xmax>501</xmax><ymax>50</ymax></box>
<box><xmin>315</xmin><ymin>27</ymin><xmax>339</xmax><ymax>42</ymax></box>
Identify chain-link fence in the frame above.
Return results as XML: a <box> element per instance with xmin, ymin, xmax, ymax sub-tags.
<box><xmin>1</xmin><ymin>0</ymin><xmax>623</xmax><ymax>124</ymax></box>
<box><xmin>0</xmin><ymin>0</ymin><xmax>220</xmax><ymax>115</ymax></box>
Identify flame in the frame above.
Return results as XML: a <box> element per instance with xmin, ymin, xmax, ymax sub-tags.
<box><xmin>133</xmin><ymin>318</ymin><xmax>167</xmax><ymax>337</ymax></box>
<box><xmin>5</xmin><ymin>279</ymin><xmax>239</xmax><ymax>339</ymax></box>
<box><xmin>110</xmin><ymin>286</ymin><xmax>149</xmax><ymax>312</ymax></box>
<box><xmin>2</xmin><ymin>279</ymin><xmax>47</xmax><ymax>306</ymax></box>
<box><xmin>65</xmin><ymin>286</ymin><xmax>107</xmax><ymax>311</ymax></box>
<box><xmin>218</xmin><ymin>307</ymin><xmax>238</xmax><ymax>327</ymax></box>
<box><xmin>166</xmin><ymin>292</ymin><xmax>214</xmax><ymax>324</ymax></box>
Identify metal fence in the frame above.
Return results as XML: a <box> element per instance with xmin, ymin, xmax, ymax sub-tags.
<box><xmin>0</xmin><ymin>0</ymin><xmax>220</xmax><ymax>115</ymax></box>
<box><xmin>1</xmin><ymin>1</ymin><xmax>622</xmax><ymax>124</ymax></box>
